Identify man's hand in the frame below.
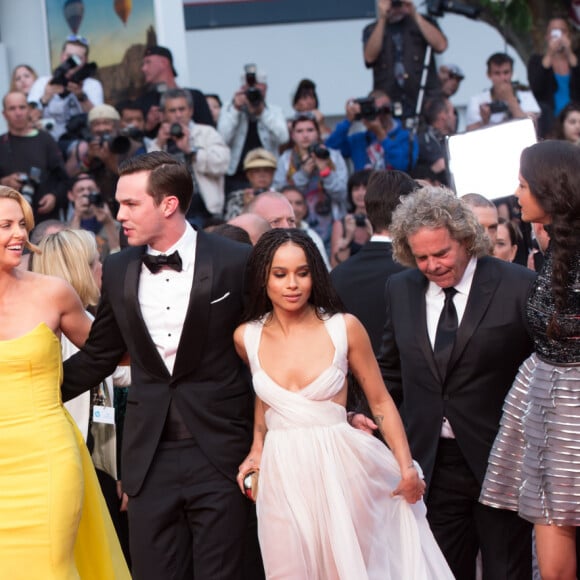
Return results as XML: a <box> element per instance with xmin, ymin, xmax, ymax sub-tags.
<box><xmin>37</xmin><ymin>193</ymin><xmax>56</xmax><ymax>215</ymax></box>
<box><xmin>66</xmin><ymin>80</ymin><xmax>85</xmax><ymax>99</ymax></box>
<box><xmin>348</xmin><ymin>412</ymin><xmax>378</xmax><ymax>435</ymax></box>
<box><xmin>233</xmin><ymin>90</ymin><xmax>249</xmax><ymax>112</ymax></box>
<box><xmin>478</xmin><ymin>103</ymin><xmax>491</xmax><ymax>126</ymax></box>
<box><xmin>41</xmin><ymin>83</ymin><xmax>64</xmax><ymax>105</ymax></box>
<box><xmin>0</xmin><ymin>173</ymin><xmax>24</xmax><ymax>190</ymax></box>
<box><xmin>93</xmin><ymin>200</ymin><xmax>115</xmax><ymax>224</ymax></box>
<box><xmin>377</xmin><ymin>0</ymin><xmax>391</xmax><ymax>20</ymax></box>
<box><xmin>364</xmin><ymin>116</ymin><xmax>387</xmax><ymax>142</ymax></box>
<box><xmin>345</xmin><ymin>99</ymin><xmax>360</xmax><ymax>123</ymax></box>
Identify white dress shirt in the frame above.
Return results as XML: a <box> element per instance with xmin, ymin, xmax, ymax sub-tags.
<box><xmin>138</xmin><ymin>223</ymin><xmax>197</xmax><ymax>375</ymax></box>
<box><xmin>424</xmin><ymin>256</ymin><xmax>477</xmax><ymax>438</ymax></box>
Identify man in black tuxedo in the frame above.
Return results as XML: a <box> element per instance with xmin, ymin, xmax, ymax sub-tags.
<box><xmin>378</xmin><ymin>187</ymin><xmax>535</xmax><ymax>580</ymax></box>
<box><xmin>330</xmin><ymin>169</ymin><xmax>416</xmax><ymax>353</ymax></box>
<box><xmin>62</xmin><ymin>152</ymin><xmax>257</xmax><ymax>579</ymax></box>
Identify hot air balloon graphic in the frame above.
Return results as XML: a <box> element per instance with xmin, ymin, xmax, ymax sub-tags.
<box><xmin>63</xmin><ymin>0</ymin><xmax>84</xmax><ymax>34</ymax></box>
<box><xmin>114</xmin><ymin>0</ymin><xmax>132</xmax><ymax>26</ymax></box>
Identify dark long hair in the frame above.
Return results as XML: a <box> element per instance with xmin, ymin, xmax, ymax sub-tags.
<box><xmin>241</xmin><ymin>228</ymin><xmax>344</xmax><ymax>322</ymax></box>
<box><xmin>520</xmin><ymin>140</ymin><xmax>580</xmax><ymax>335</ymax></box>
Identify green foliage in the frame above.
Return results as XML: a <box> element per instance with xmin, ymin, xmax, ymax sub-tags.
<box><xmin>480</xmin><ymin>0</ymin><xmax>532</xmax><ymax>31</ymax></box>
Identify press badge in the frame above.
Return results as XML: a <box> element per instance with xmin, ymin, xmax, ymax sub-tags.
<box><xmin>93</xmin><ymin>405</ymin><xmax>115</xmax><ymax>424</ymax></box>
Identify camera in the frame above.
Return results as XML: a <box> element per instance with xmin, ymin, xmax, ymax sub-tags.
<box><xmin>488</xmin><ymin>101</ymin><xmax>509</xmax><ymax>114</ymax></box>
<box><xmin>17</xmin><ymin>167</ymin><xmax>42</xmax><ymax>205</ymax></box>
<box><xmin>391</xmin><ymin>0</ymin><xmax>404</xmax><ymax>6</ymax></box>
<box><xmin>50</xmin><ymin>55</ymin><xmax>83</xmax><ymax>86</ymax></box>
<box><xmin>87</xmin><ymin>191</ymin><xmax>105</xmax><ymax>208</ymax></box>
<box><xmin>39</xmin><ymin>118</ymin><xmax>56</xmax><ymax>131</ymax></box>
<box><xmin>96</xmin><ymin>132</ymin><xmax>131</xmax><ymax>155</ymax></box>
<box><xmin>426</xmin><ymin>0</ymin><xmax>480</xmax><ymax>19</ymax></box>
<box><xmin>308</xmin><ymin>143</ymin><xmax>330</xmax><ymax>160</ymax></box>
<box><xmin>244</xmin><ymin>63</ymin><xmax>263</xmax><ymax>107</ymax></box>
<box><xmin>169</xmin><ymin>122</ymin><xmax>184</xmax><ymax>140</ymax></box>
<box><xmin>354</xmin><ymin>97</ymin><xmax>391</xmax><ymax>121</ymax></box>
<box><xmin>119</xmin><ymin>125</ymin><xmax>144</xmax><ymax>142</ymax></box>
<box><xmin>354</xmin><ymin>214</ymin><xmax>367</xmax><ymax>227</ymax></box>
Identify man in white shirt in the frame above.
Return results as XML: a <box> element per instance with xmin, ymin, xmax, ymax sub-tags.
<box><xmin>465</xmin><ymin>52</ymin><xmax>540</xmax><ymax>131</ymax></box>
<box><xmin>28</xmin><ymin>35</ymin><xmax>103</xmax><ymax>140</ymax></box>
<box><xmin>62</xmin><ymin>151</ymin><xmax>259</xmax><ymax>580</ymax></box>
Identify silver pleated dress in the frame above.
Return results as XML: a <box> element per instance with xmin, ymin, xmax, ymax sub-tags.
<box><xmin>480</xmin><ymin>247</ymin><xmax>580</xmax><ymax>525</ymax></box>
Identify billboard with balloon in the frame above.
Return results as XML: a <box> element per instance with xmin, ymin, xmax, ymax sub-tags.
<box><xmin>46</xmin><ymin>0</ymin><xmax>155</xmax><ymax>102</ymax></box>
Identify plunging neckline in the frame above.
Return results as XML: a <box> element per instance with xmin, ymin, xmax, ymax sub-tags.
<box><xmin>255</xmin><ymin>316</ymin><xmax>340</xmax><ymax>394</ymax></box>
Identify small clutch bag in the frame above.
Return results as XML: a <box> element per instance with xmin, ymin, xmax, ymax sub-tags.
<box><xmin>243</xmin><ymin>470</ymin><xmax>259</xmax><ymax>502</ymax></box>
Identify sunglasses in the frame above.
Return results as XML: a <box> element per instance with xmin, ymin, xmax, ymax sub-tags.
<box><xmin>66</xmin><ymin>34</ymin><xmax>89</xmax><ymax>47</ymax></box>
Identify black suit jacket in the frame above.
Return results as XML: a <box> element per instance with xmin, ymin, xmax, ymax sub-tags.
<box><xmin>330</xmin><ymin>241</ymin><xmax>406</xmax><ymax>354</ymax></box>
<box><xmin>378</xmin><ymin>256</ymin><xmax>535</xmax><ymax>489</ymax></box>
<box><xmin>62</xmin><ymin>231</ymin><xmax>253</xmax><ymax>496</ymax></box>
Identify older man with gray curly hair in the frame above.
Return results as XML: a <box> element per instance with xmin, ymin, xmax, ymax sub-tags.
<box><xmin>378</xmin><ymin>186</ymin><xmax>535</xmax><ymax>580</ymax></box>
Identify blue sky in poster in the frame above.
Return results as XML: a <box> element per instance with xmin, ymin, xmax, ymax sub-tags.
<box><xmin>46</xmin><ymin>0</ymin><xmax>155</xmax><ymax>67</ymax></box>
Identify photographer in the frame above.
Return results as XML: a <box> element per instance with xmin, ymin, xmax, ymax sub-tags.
<box><xmin>466</xmin><ymin>53</ymin><xmax>540</xmax><ymax>131</ymax></box>
<box><xmin>363</xmin><ymin>0</ymin><xmax>447</xmax><ymax>121</ymax></box>
<box><xmin>326</xmin><ymin>90</ymin><xmax>418</xmax><ymax>171</ymax></box>
<box><xmin>66</xmin><ymin>174</ymin><xmax>120</xmax><ymax>260</ymax></box>
<box><xmin>148</xmin><ymin>88</ymin><xmax>230</xmax><ymax>224</ymax></box>
<box><xmin>218</xmin><ymin>65</ymin><xmax>288</xmax><ymax>193</ymax></box>
<box><xmin>272</xmin><ymin>113</ymin><xmax>347</xmax><ymax>253</ymax></box>
<box><xmin>65</xmin><ymin>104</ymin><xmax>128</xmax><ymax>211</ymax></box>
<box><xmin>0</xmin><ymin>91</ymin><xmax>68</xmax><ymax>223</ymax></box>
<box><xmin>223</xmin><ymin>148</ymin><xmax>277</xmax><ymax>220</ymax></box>
<box><xmin>28</xmin><ymin>35</ymin><xmax>103</xmax><ymax>141</ymax></box>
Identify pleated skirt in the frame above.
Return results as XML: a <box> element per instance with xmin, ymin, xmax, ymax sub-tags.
<box><xmin>481</xmin><ymin>354</ymin><xmax>580</xmax><ymax>525</ymax></box>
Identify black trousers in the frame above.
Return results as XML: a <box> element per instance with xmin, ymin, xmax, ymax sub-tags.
<box><xmin>426</xmin><ymin>439</ymin><xmax>532</xmax><ymax>580</ymax></box>
<box><xmin>127</xmin><ymin>439</ymin><xmax>255</xmax><ymax>580</ymax></box>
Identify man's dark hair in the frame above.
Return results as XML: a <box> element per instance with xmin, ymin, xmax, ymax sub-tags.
<box><xmin>364</xmin><ymin>170</ymin><xmax>418</xmax><ymax>232</ymax></box>
<box><xmin>118</xmin><ymin>151</ymin><xmax>192</xmax><ymax>213</ymax></box>
<box><xmin>241</xmin><ymin>228</ymin><xmax>343</xmax><ymax>322</ymax></box>
<box><xmin>423</xmin><ymin>96</ymin><xmax>449</xmax><ymax>126</ymax></box>
<box><xmin>116</xmin><ymin>99</ymin><xmax>145</xmax><ymax>117</ymax></box>
<box><xmin>486</xmin><ymin>52</ymin><xmax>513</xmax><ymax>72</ymax></box>
<box><xmin>207</xmin><ymin>223</ymin><xmax>252</xmax><ymax>245</ymax></box>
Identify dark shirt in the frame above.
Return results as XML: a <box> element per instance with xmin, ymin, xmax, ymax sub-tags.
<box><xmin>0</xmin><ymin>130</ymin><xmax>68</xmax><ymax>222</ymax></box>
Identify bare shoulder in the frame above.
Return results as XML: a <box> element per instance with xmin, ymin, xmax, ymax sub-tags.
<box><xmin>342</xmin><ymin>312</ymin><xmax>365</xmax><ymax>334</ymax></box>
<box><xmin>233</xmin><ymin>322</ymin><xmax>249</xmax><ymax>361</ymax></box>
<box><xmin>26</xmin><ymin>271</ymin><xmax>78</xmax><ymax>304</ymax></box>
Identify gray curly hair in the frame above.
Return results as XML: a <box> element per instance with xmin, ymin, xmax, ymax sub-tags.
<box><xmin>390</xmin><ymin>186</ymin><xmax>490</xmax><ymax>267</ymax></box>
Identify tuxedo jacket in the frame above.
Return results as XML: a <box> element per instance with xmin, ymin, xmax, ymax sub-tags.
<box><xmin>378</xmin><ymin>256</ymin><xmax>536</xmax><ymax>489</ymax></box>
<box><xmin>330</xmin><ymin>241</ymin><xmax>406</xmax><ymax>354</ymax></box>
<box><xmin>62</xmin><ymin>231</ymin><xmax>253</xmax><ymax>496</ymax></box>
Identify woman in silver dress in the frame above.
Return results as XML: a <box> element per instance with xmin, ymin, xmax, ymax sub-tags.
<box><xmin>480</xmin><ymin>140</ymin><xmax>580</xmax><ymax>580</ymax></box>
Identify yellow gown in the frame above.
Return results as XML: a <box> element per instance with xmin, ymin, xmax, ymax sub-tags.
<box><xmin>0</xmin><ymin>323</ymin><xmax>130</xmax><ymax>579</ymax></box>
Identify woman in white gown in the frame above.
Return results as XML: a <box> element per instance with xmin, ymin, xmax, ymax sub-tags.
<box><xmin>234</xmin><ymin>228</ymin><xmax>453</xmax><ymax>579</ymax></box>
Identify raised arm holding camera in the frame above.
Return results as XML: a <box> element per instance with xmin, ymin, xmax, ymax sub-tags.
<box><xmin>218</xmin><ymin>64</ymin><xmax>288</xmax><ymax>193</ymax></box>
<box><xmin>28</xmin><ymin>35</ymin><xmax>103</xmax><ymax>141</ymax></box>
<box><xmin>326</xmin><ymin>90</ymin><xmax>418</xmax><ymax>172</ymax></box>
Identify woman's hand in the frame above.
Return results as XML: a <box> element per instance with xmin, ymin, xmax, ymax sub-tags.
<box><xmin>392</xmin><ymin>465</ymin><xmax>426</xmax><ymax>504</ymax></box>
<box><xmin>236</xmin><ymin>450</ymin><xmax>262</xmax><ymax>494</ymax></box>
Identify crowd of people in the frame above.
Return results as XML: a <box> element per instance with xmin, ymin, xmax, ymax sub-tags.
<box><xmin>1</xmin><ymin>2</ymin><xmax>580</xmax><ymax>579</ymax></box>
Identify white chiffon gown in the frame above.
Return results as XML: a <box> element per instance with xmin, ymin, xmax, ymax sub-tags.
<box><xmin>244</xmin><ymin>313</ymin><xmax>454</xmax><ymax>579</ymax></box>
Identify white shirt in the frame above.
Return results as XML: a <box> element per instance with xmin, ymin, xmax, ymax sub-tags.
<box><xmin>424</xmin><ymin>256</ymin><xmax>477</xmax><ymax>438</ymax></box>
<box><xmin>370</xmin><ymin>234</ymin><xmax>393</xmax><ymax>243</ymax></box>
<box><xmin>465</xmin><ymin>88</ymin><xmax>540</xmax><ymax>128</ymax></box>
<box><xmin>138</xmin><ymin>223</ymin><xmax>197</xmax><ymax>375</ymax></box>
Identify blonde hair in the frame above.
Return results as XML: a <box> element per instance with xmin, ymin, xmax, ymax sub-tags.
<box><xmin>32</xmin><ymin>229</ymin><xmax>100</xmax><ymax>307</ymax></box>
<box><xmin>0</xmin><ymin>185</ymin><xmax>39</xmax><ymax>253</ymax></box>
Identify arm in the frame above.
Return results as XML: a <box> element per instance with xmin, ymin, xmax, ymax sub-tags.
<box><xmin>193</xmin><ymin>127</ymin><xmax>231</xmax><ymax>176</ymax></box>
<box><xmin>345</xmin><ymin>314</ymin><xmax>424</xmax><ymax>502</ymax></box>
<box><xmin>408</xmin><ymin>4</ymin><xmax>447</xmax><ymax>53</ymax></box>
<box><xmin>217</xmin><ymin>101</ymin><xmax>244</xmax><ymax>145</ymax></box>
<box><xmin>55</xmin><ymin>278</ymin><xmax>93</xmax><ymax>348</ymax></box>
<box><xmin>258</xmin><ymin>105</ymin><xmax>289</xmax><ymax>145</ymax></box>
<box><xmin>363</xmin><ymin>0</ymin><xmax>389</xmax><ymax>64</ymax></box>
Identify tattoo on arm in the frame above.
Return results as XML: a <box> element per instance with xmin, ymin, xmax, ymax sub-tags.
<box><xmin>373</xmin><ymin>415</ymin><xmax>384</xmax><ymax>430</ymax></box>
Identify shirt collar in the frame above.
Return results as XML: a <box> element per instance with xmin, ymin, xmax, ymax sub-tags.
<box><xmin>426</xmin><ymin>256</ymin><xmax>477</xmax><ymax>297</ymax></box>
<box><xmin>370</xmin><ymin>234</ymin><xmax>392</xmax><ymax>243</ymax></box>
<box><xmin>146</xmin><ymin>222</ymin><xmax>197</xmax><ymax>272</ymax></box>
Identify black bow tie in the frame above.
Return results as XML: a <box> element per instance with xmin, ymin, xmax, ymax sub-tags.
<box><xmin>142</xmin><ymin>250</ymin><xmax>183</xmax><ymax>274</ymax></box>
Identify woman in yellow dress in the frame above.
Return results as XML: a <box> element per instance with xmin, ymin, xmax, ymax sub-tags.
<box><xmin>0</xmin><ymin>186</ymin><xmax>129</xmax><ymax>579</ymax></box>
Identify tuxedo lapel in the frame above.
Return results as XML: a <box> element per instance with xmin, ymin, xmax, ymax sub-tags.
<box><xmin>172</xmin><ymin>231</ymin><xmax>213</xmax><ymax>379</ymax></box>
<box><xmin>407</xmin><ymin>272</ymin><xmax>441</xmax><ymax>385</ymax></box>
<box><xmin>123</xmin><ymin>247</ymin><xmax>170</xmax><ymax>379</ymax></box>
<box><xmin>447</xmin><ymin>258</ymin><xmax>498</xmax><ymax>376</ymax></box>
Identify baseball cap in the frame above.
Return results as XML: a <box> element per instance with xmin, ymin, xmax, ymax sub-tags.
<box><xmin>143</xmin><ymin>45</ymin><xmax>178</xmax><ymax>77</ymax></box>
<box><xmin>243</xmin><ymin>148</ymin><xmax>277</xmax><ymax>171</ymax></box>
<box><xmin>446</xmin><ymin>64</ymin><xmax>465</xmax><ymax>80</ymax></box>
<box><xmin>88</xmin><ymin>104</ymin><xmax>121</xmax><ymax>124</ymax></box>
